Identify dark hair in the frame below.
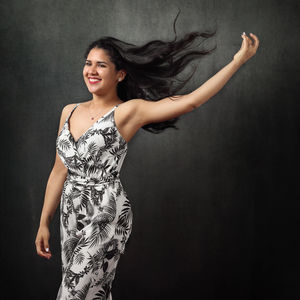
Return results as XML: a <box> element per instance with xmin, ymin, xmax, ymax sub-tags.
<box><xmin>84</xmin><ymin>9</ymin><xmax>217</xmax><ymax>134</ymax></box>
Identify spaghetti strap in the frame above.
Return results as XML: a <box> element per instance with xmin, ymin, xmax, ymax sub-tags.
<box><xmin>65</xmin><ymin>103</ymin><xmax>80</xmax><ymax>122</ymax></box>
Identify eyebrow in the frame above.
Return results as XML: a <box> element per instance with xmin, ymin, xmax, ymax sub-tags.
<box><xmin>85</xmin><ymin>59</ymin><xmax>108</xmax><ymax>64</ymax></box>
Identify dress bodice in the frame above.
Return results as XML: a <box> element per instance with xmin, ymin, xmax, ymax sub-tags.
<box><xmin>56</xmin><ymin>103</ymin><xmax>128</xmax><ymax>182</ymax></box>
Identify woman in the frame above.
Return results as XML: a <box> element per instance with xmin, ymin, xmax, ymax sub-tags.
<box><xmin>35</xmin><ymin>11</ymin><xmax>259</xmax><ymax>300</ymax></box>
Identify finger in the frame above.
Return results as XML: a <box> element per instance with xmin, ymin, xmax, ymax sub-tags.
<box><xmin>36</xmin><ymin>238</ymin><xmax>51</xmax><ymax>259</ymax></box>
<box><xmin>241</xmin><ymin>33</ymin><xmax>247</xmax><ymax>48</ymax></box>
<box><xmin>44</xmin><ymin>238</ymin><xmax>50</xmax><ymax>254</ymax></box>
<box><xmin>241</xmin><ymin>33</ymin><xmax>248</xmax><ymax>48</ymax></box>
<box><xmin>246</xmin><ymin>34</ymin><xmax>254</xmax><ymax>45</ymax></box>
<box><xmin>36</xmin><ymin>239</ymin><xmax>46</xmax><ymax>258</ymax></box>
<box><xmin>42</xmin><ymin>237</ymin><xmax>52</xmax><ymax>259</ymax></box>
<box><xmin>35</xmin><ymin>239</ymin><xmax>41</xmax><ymax>254</ymax></box>
<box><xmin>250</xmin><ymin>33</ymin><xmax>259</xmax><ymax>49</ymax></box>
<box><xmin>244</xmin><ymin>34</ymin><xmax>252</xmax><ymax>47</ymax></box>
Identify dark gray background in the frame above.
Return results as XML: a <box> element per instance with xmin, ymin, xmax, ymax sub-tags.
<box><xmin>1</xmin><ymin>0</ymin><xmax>299</xmax><ymax>299</ymax></box>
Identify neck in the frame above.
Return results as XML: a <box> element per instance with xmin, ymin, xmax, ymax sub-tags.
<box><xmin>90</xmin><ymin>89</ymin><xmax>121</xmax><ymax>108</ymax></box>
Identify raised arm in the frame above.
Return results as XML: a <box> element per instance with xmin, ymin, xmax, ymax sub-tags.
<box><xmin>136</xmin><ymin>33</ymin><xmax>259</xmax><ymax>125</ymax></box>
<box><xmin>35</xmin><ymin>104</ymin><xmax>74</xmax><ymax>259</ymax></box>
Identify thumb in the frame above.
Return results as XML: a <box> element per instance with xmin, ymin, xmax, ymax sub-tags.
<box><xmin>43</xmin><ymin>237</ymin><xmax>50</xmax><ymax>254</ymax></box>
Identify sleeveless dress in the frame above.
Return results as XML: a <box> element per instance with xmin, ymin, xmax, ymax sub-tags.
<box><xmin>55</xmin><ymin>103</ymin><xmax>133</xmax><ymax>300</ymax></box>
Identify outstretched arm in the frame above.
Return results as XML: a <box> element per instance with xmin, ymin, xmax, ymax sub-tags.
<box><xmin>136</xmin><ymin>32</ymin><xmax>259</xmax><ymax>125</ymax></box>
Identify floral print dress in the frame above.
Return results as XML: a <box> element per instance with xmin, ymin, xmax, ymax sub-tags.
<box><xmin>55</xmin><ymin>103</ymin><xmax>133</xmax><ymax>300</ymax></box>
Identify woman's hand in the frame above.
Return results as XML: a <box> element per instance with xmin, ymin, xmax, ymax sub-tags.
<box><xmin>233</xmin><ymin>32</ymin><xmax>260</xmax><ymax>66</ymax></box>
<box><xmin>35</xmin><ymin>225</ymin><xmax>52</xmax><ymax>260</ymax></box>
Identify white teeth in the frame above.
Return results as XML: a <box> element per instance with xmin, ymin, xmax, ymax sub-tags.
<box><xmin>89</xmin><ymin>78</ymin><xmax>101</xmax><ymax>82</ymax></box>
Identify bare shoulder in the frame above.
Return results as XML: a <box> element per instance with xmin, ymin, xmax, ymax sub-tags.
<box><xmin>119</xmin><ymin>98</ymin><xmax>142</xmax><ymax>108</ymax></box>
<box><xmin>114</xmin><ymin>98</ymin><xmax>167</xmax><ymax>142</ymax></box>
<box><xmin>63</xmin><ymin>102</ymin><xmax>78</xmax><ymax>112</ymax></box>
<box><xmin>121</xmin><ymin>95</ymin><xmax>192</xmax><ymax>125</ymax></box>
<box><xmin>118</xmin><ymin>98</ymin><xmax>153</xmax><ymax>114</ymax></box>
<box><xmin>113</xmin><ymin>99</ymin><xmax>146</xmax><ymax>142</ymax></box>
<box><xmin>118</xmin><ymin>98</ymin><xmax>166</xmax><ymax>126</ymax></box>
<box><xmin>60</xmin><ymin>102</ymin><xmax>78</xmax><ymax>119</ymax></box>
<box><xmin>116</xmin><ymin>99</ymin><xmax>145</xmax><ymax>124</ymax></box>
<box><xmin>116</xmin><ymin>98</ymin><xmax>142</xmax><ymax>116</ymax></box>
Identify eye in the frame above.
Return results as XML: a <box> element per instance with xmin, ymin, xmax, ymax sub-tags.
<box><xmin>84</xmin><ymin>62</ymin><xmax>106</xmax><ymax>68</ymax></box>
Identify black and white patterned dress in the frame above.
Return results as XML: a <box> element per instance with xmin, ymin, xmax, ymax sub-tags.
<box><xmin>55</xmin><ymin>103</ymin><xmax>133</xmax><ymax>300</ymax></box>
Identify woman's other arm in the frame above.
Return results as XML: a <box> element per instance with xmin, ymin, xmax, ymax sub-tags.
<box><xmin>135</xmin><ymin>33</ymin><xmax>259</xmax><ymax>125</ymax></box>
<box><xmin>35</xmin><ymin>104</ymin><xmax>74</xmax><ymax>260</ymax></box>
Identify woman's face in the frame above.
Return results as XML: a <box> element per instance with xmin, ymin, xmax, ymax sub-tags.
<box><xmin>83</xmin><ymin>47</ymin><xmax>122</xmax><ymax>95</ymax></box>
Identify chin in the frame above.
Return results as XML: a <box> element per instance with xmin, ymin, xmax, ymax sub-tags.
<box><xmin>88</xmin><ymin>88</ymin><xmax>100</xmax><ymax>94</ymax></box>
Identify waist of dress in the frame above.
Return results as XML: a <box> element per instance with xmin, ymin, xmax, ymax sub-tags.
<box><xmin>66</xmin><ymin>172</ymin><xmax>120</xmax><ymax>186</ymax></box>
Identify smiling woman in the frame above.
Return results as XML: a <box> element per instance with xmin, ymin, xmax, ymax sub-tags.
<box><xmin>54</xmin><ymin>100</ymin><xmax>130</xmax><ymax>299</ymax></box>
<box><xmin>34</xmin><ymin>7</ymin><xmax>259</xmax><ymax>300</ymax></box>
<box><xmin>81</xmin><ymin>16</ymin><xmax>217</xmax><ymax>134</ymax></box>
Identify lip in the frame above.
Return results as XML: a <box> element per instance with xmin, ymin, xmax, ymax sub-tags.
<box><xmin>88</xmin><ymin>77</ymin><xmax>102</xmax><ymax>84</ymax></box>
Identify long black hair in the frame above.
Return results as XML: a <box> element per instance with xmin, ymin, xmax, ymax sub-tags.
<box><xmin>84</xmin><ymin>9</ymin><xmax>217</xmax><ymax>134</ymax></box>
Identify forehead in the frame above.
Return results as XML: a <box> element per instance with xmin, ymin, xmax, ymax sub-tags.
<box><xmin>86</xmin><ymin>48</ymin><xmax>110</xmax><ymax>62</ymax></box>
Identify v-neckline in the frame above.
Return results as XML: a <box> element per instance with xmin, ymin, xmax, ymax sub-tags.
<box><xmin>66</xmin><ymin>103</ymin><xmax>118</xmax><ymax>144</ymax></box>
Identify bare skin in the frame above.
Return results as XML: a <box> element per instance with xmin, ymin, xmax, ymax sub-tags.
<box><xmin>35</xmin><ymin>32</ymin><xmax>259</xmax><ymax>259</ymax></box>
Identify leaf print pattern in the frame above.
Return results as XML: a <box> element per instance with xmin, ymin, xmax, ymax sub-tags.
<box><xmin>56</xmin><ymin>103</ymin><xmax>133</xmax><ymax>300</ymax></box>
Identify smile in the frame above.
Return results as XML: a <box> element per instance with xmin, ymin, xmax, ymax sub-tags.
<box><xmin>88</xmin><ymin>78</ymin><xmax>102</xmax><ymax>84</ymax></box>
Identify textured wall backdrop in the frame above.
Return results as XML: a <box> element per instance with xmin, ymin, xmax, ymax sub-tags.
<box><xmin>1</xmin><ymin>0</ymin><xmax>299</xmax><ymax>299</ymax></box>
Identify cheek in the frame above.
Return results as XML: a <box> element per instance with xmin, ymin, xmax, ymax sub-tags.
<box><xmin>83</xmin><ymin>68</ymin><xmax>87</xmax><ymax>76</ymax></box>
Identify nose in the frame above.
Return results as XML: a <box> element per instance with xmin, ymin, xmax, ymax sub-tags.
<box><xmin>86</xmin><ymin>64</ymin><xmax>98</xmax><ymax>75</ymax></box>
